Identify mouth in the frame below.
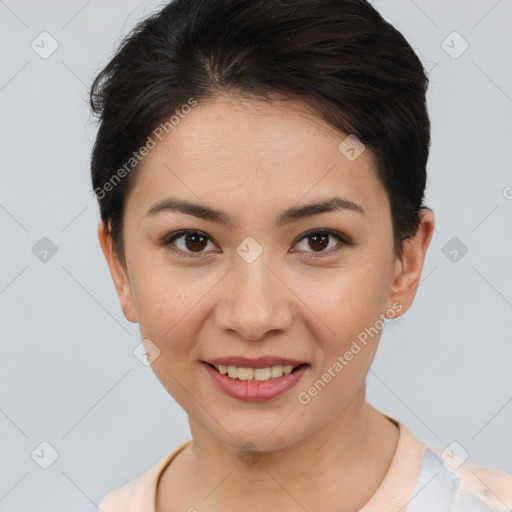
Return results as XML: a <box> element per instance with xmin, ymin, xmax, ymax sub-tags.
<box><xmin>201</xmin><ymin>360</ymin><xmax>310</xmax><ymax>401</ymax></box>
<box><xmin>203</xmin><ymin>361</ymin><xmax>309</xmax><ymax>382</ymax></box>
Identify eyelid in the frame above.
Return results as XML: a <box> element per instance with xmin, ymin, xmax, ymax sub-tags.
<box><xmin>159</xmin><ymin>228</ymin><xmax>352</xmax><ymax>258</ymax></box>
<box><xmin>290</xmin><ymin>228</ymin><xmax>350</xmax><ymax>248</ymax></box>
<box><xmin>158</xmin><ymin>229</ymin><xmax>219</xmax><ymax>258</ymax></box>
<box><xmin>290</xmin><ymin>229</ymin><xmax>351</xmax><ymax>258</ymax></box>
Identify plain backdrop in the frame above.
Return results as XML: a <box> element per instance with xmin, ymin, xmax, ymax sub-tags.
<box><xmin>0</xmin><ymin>0</ymin><xmax>511</xmax><ymax>510</ymax></box>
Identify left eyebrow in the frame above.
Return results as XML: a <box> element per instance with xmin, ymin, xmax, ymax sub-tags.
<box><xmin>146</xmin><ymin>196</ymin><xmax>366</xmax><ymax>228</ymax></box>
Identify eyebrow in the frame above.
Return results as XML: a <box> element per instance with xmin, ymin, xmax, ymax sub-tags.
<box><xmin>146</xmin><ymin>196</ymin><xmax>365</xmax><ymax>227</ymax></box>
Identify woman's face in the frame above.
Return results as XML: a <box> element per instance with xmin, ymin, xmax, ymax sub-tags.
<box><xmin>100</xmin><ymin>95</ymin><xmax>433</xmax><ymax>450</ymax></box>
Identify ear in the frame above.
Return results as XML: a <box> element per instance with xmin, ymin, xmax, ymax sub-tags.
<box><xmin>97</xmin><ymin>219</ymin><xmax>138</xmax><ymax>323</ymax></box>
<box><xmin>386</xmin><ymin>208</ymin><xmax>435</xmax><ymax>318</ymax></box>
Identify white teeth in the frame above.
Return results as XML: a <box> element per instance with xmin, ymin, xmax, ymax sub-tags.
<box><xmin>214</xmin><ymin>364</ymin><xmax>298</xmax><ymax>381</ymax></box>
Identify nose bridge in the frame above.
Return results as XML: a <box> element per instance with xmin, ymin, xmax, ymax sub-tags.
<box><xmin>217</xmin><ymin>248</ymin><xmax>293</xmax><ymax>340</ymax></box>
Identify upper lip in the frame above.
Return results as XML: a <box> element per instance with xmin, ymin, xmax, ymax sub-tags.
<box><xmin>204</xmin><ymin>356</ymin><xmax>309</xmax><ymax>369</ymax></box>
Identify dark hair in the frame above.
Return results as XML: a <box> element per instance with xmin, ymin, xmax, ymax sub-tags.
<box><xmin>89</xmin><ymin>0</ymin><xmax>431</xmax><ymax>266</ymax></box>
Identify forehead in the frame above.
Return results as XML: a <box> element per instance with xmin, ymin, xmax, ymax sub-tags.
<box><xmin>126</xmin><ymin>95</ymin><xmax>389</xmax><ymax>225</ymax></box>
<box><xmin>157</xmin><ymin>95</ymin><xmax>360</xmax><ymax>169</ymax></box>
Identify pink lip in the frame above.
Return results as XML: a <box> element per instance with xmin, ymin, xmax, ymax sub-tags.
<box><xmin>204</xmin><ymin>356</ymin><xmax>307</xmax><ymax>368</ymax></box>
<box><xmin>202</xmin><ymin>362</ymin><xmax>309</xmax><ymax>402</ymax></box>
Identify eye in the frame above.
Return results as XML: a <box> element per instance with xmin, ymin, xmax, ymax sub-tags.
<box><xmin>159</xmin><ymin>229</ymin><xmax>218</xmax><ymax>258</ymax></box>
<box><xmin>292</xmin><ymin>229</ymin><xmax>350</xmax><ymax>258</ymax></box>
<box><xmin>159</xmin><ymin>228</ymin><xmax>351</xmax><ymax>259</ymax></box>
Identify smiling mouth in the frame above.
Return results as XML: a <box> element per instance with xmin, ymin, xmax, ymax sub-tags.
<box><xmin>204</xmin><ymin>362</ymin><xmax>309</xmax><ymax>382</ymax></box>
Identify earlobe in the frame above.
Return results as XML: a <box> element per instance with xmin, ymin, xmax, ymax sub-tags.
<box><xmin>386</xmin><ymin>209</ymin><xmax>435</xmax><ymax>317</ymax></box>
<box><xmin>97</xmin><ymin>219</ymin><xmax>138</xmax><ymax>324</ymax></box>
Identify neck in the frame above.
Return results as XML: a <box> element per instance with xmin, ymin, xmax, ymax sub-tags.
<box><xmin>161</xmin><ymin>387</ymin><xmax>400</xmax><ymax>511</ymax></box>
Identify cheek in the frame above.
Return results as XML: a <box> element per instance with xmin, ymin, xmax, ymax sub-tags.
<box><xmin>130</xmin><ymin>263</ymin><xmax>219</xmax><ymax>343</ymax></box>
<box><xmin>294</xmin><ymin>336</ymin><xmax>376</xmax><ymax>430</ymax></box>
<box><xmin>302</xmin><ymin>263</ymin><xmax>388</xmax><ymax>340</ymax></box>
<box><xmin>299</xmin><ymin>274</ymin><xmax>383</xmax><ymax>409</ymax></box>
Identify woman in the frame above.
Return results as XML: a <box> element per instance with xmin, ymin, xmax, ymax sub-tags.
<box><xmin>89</xmin><ymin>0</ymin><xmax>512</xmax><ymax>510</ymax></box>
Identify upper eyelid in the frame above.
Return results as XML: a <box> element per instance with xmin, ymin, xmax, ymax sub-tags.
<box><xmin>291</xmin><ymin>228</ymin><xmax>347</xmax><ymax>245</ymax></box>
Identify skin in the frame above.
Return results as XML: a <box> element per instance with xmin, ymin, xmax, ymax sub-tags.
<box><xmin>98</xmin><ymin>94</ymin><xmax>435</xmax><ymax>511</ymax></box>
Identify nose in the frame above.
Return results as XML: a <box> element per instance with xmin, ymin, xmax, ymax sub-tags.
<box><xmin>214</xmin><ymin>254</ymin><xmax>294</xmax><ymax>342</ymax></box>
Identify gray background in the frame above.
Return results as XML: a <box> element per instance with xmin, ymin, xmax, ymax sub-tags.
<box><xmin>0</xmin><ymin>0</ymin><xmax>511</xmax><ymax>510</ymax></box>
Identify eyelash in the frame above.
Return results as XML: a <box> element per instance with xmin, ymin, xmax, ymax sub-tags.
<box><xmin>158</xmin><ymin>229</ymin><xmax>352</xmax><ymax>259</ymax></box>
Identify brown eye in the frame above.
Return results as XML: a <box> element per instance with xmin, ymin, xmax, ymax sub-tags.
<box><xmin>180</xmin><ymin>232</ymin><xmax>209</xmax><ymax>252</ymax></box>
<box><xmin>293</xmin><ymin>229</ymin><xmax>349</xmax><ymax>258</ymax></box>
<box><xmin>161</xmin><ymin>230</ymin><xmax>217</xmax><ymax>257</ymax></box>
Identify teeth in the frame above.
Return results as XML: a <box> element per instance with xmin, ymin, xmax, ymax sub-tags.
<box><xmin>214</xmin><ymin>364</ymin><xmax>298</xmax><ymax>381</ymax></box>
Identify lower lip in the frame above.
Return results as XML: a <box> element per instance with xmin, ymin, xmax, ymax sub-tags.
<box><xmin>202</xmin><ymin>362</ymin><xmax>309</xmax><ymax>402</ymax></box>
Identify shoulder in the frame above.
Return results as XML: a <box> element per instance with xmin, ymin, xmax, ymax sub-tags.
<box><xmin>417</xmin><ymin>442</ymin><xmax>512</xmax><ymax>511</ymax></box>
<box><xmin>98</xmin><ymin>484</ymin><xmax>131</xmax><ymax>511</ymax></box>
<box><xmin>97</xmin><ymin>468</ymin><xmax>153</xmax><ymax>512</ymax></box>
<box><xmin>98</xmin><ymin>440</ymin><xmax>192</xmax><ymax>511</ymax></box>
